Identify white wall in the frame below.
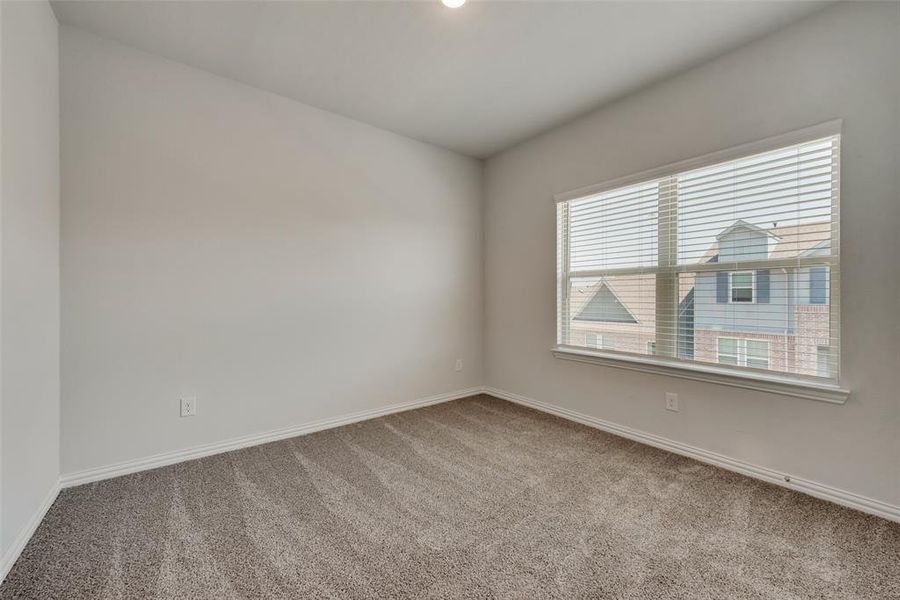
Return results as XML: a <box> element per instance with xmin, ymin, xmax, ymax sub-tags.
<box><xmin>0</xmin><ymin>0</ymin><xmax>60</xmax><ymax>558</ymax></box>
<box><xmin>60</xmin><ymin>27</ymin><xmax>483</xmax><ymax>475</ymax></box>
<box><xmin>485</xmin><ymin>2</ymin><xmax>900</xmax><ymax>506</ymax></box>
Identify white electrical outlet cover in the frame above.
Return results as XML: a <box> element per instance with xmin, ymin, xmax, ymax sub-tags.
<box><xmin>180</xmin><ymin>396</ymin><xmax>197</xmax><ymax>417</ymax></box>
<box><xmin>665</xmin><ymin>392</ymin><xmax>679</xmax><ymax>412</ymax></box>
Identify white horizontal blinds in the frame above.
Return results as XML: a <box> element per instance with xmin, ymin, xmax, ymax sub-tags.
<box><xmin>567</xmin><ymin>275</ymin><xmax>657</xmax><ymax>355</ymax></box>
<box><xmin>560</xmin><ymin>180</ymin><xmax>660</xmax><ymax>356</ymax></box>
<box><xmin>557</xmin><ymin>133</ymin><xmax>840</xmax><ymax>382</ymax></box>
<box><xmin>568</xmin><ymin>180</ymin><xmax>659</xmax><ymax>272</ymax></box>
<box><xmin>675</xmin><ymin>138</ymin><xmax>836</xmax><ymax>266</ymax></box>
<box><xmin>671</xmin><ymin>135</ymin><xmax>839</xmax><ymax>380</ymax></box>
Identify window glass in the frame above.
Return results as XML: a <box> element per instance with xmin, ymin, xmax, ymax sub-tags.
<box><xmin>717</xmin><ymin>338</ymin><xmax>738</xmax><ymax>365</ymax></box>
<box><xmin>731</xmin><ymin>273</ymin><xmax>753</xmax><ymax>303</ymax></box>
<box><xmin>557</xmin><ymin>132</ymin><xmax>840</xmax><ymax>383</ymax></box>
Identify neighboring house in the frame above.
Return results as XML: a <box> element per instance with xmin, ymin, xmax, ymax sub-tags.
<box><xmin>571</xmin><ymin>219</ymin><xmax>832</xmax><ymax>377</ymax></box>
<box><xmin>568</xmin><ymin>273</ymin><xmax>693</xmax><ymax>357</ymax></box>
<box><xmin>692</xmin><ymin>220</ymin><xmax>832</xmax><ymax>377</ymax></box>
<box><xmin>568</xmin><ymin>275</ymin><xmax>657</xmax><ymax>355</ymax></box>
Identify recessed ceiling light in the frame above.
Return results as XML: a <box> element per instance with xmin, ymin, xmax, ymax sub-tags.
<box><xmin>441</xmin><ymin>0</ymin><xmax>466</xmax><ymax>8</ymax></box>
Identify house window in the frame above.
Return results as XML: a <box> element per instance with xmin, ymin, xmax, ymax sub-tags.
<box><xmin>730</xmin><ymin>272</ymin><xmax>754</xmax><ymax>303</ymax></box>
<box><xmin>556</xmin><ymin>126</ymin><xmax>841</xmax><ymax>385</ymax></box>
<box><xmin>716</xmin><ymin>338</ymin><xmax>739</xmax><ymax>365</ymax></box>
<box><xmin>585</xmin><ymin>332</ymin><xmax>614</xmax><ymax>350</ymax></box>
<box><xmin>809</xmin><ymin>267</ymin><xmax>828</xmax><ymax>304</ymax></box>
<box><xmin>745</xmin><ymin>340</ymin><xmax>770</xmax><ymax>369</ymax></box>
<box><xmin>717</xmin><ymin>337</ymin><xmax>770</xmax><ymax>369</ymax></box>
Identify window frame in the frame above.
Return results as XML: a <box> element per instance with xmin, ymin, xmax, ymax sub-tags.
<box><xmin>585</xmin><ymin>332</ymin><xmax>614</xmax><ymax>350</ymax></box>
<box><xmin>716</xmin><ymin>337</ymin><xmax>740</xmax><ymax>365</ymax></box>
<box><xmin>717</xmin><ymin>337</ymin><xmax>770</xmax><ymax>370</ymax></box>
<box><xmin>809</xmin><ymin>266</ymin><xmax>828</xmax><ymax>305</ymax></box>
<box><xmin>553</xmin><ymin>120</ymin><xmax>847</xmax><ymax>404</ymax></box>
<box><xmin>744</xmin><ymin>340</ymin><xmax>771</xmax><ymax>370</ymax></box>
<box><xmin>729</xmin><ymin>271</ymin><xmax>755</xmax><ymax>304</ymax></box>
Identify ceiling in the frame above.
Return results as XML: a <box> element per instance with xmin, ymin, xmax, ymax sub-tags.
<box><xmin>51</xmin><ymin>1</ymin><xmax>830</xmax><ymax>158</ymax></box>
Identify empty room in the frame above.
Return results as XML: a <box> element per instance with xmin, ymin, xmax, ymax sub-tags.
<box><xmin>1</xmin><ymin>0</ymin><xmax>898</xmax><ymax>598</ymax></box>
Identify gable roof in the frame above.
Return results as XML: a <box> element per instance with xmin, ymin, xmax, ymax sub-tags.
<box><xmin>715</xmin><ymin>219</ymin><xmax>782</xmax><ymax>241</ymax></box>
<box><xmin>573</xmin><ymin>283</ymin><xmax>638</xmax><ymax>323</ymax></box>
<box><xmin>699</xmin><ymin>220</ymin><xmax>830</xmax><ymax>263</ymax></box>
<box><xmin>768</xmin><ymin>221</ymin><xmax>832</xmax><ymax>259</ymax></box>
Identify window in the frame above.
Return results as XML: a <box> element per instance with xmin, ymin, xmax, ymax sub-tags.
<box><xmin>809</xmin><ymin>266</ymin><xmax>828</xmax><ymax>304</ymax></box>
<box><xmin>585</xmin><ymin>332</ymin><xmax>614</xmax><ymax>350</ymax></box>
<box><xmin>556</xmin><ymin>125</ymin><xmax>840</xmax><ymax>386</ymax></box>
<box><xmin>716</xmin><ymin>337</ymin><xmax>739</xmax><ymax>365</ymax></box>
<box><xmin>730</xmin><ymin>272</ymin><xmax>754</xmax><ymax>303</ymax></box>
<box><xmin>745</xmin><ymin>340</ymin><xmax>770</xmax><ymax>369</ymax></box>
<box><xmin>717</xmin><ymin>338</ymin><xmax>770</xmax><ymax>369</ymax></box>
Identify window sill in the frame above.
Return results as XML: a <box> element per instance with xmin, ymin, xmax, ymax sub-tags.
<box><xmin>551</xmin><ymin>346</ymin><xmax>849</xmax><ymax>404</ymax></box>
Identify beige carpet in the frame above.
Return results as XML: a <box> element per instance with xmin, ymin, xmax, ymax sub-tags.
<box><xmin>2</xmin><ymin>394</ymin><xmax>898</xmax><ymax>599</ymax></box>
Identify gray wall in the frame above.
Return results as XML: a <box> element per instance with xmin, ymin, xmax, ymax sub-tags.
<box><xmin>0</xmin><ymin>0</ymin><xmax>60</xmax><ymax>561</ymax></box>
<box><xmin>60</xmin><ymin>27</ymin><xmax>484</xmax><ymax>475</ymax></box>
<box><xmin>484</xmin><ymin>2</ymin><xmax>900</xmax><ymax>506</ymax></box>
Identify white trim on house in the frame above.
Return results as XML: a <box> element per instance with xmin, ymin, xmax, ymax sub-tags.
<box><xmin>715</xmin><ymin>219</ymin><xmax>781</xmax><ymax>241</ymax></box>
<box><xmin>483</xmin><ymin>386</ymin><xmax>899</xmax><ymax>524</ymax></box>
<box><xmin>60</xmin><ymin>387</ymin><xmax>483</xmax><ymax>488</ymax></box>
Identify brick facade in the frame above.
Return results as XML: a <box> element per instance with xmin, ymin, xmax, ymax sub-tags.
<box><xmin>694</xmin><ymin>304</ymin><xmax>830</xmax><ymax>376</ymax></box>
<box><xmin>694</xmin><ymin>329</ymin><xmax>790</xmax><ymax>372</ymax></box>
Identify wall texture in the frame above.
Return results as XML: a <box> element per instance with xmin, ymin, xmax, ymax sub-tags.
<box><xmin>484</xmin><ymin>2</ymin><xmax>900</xmax><ymax>506</ymax></box>
<box><xmin>0</xmin><ymin>0</ymin><xmax>60</xmax><ymax>559</ymax></box>
<box><xmin>60</xmin><ymin>27</ymin><xmax>483</xmax><ymax>475</ymax></box>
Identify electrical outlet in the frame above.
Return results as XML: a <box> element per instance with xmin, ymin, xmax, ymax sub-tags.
<box><xmin>455</xmin><ymin>358</ymin><xmax>463</xmax><ymax>372</ymax></box>
<box><xmin>180</xmin><ymin>396</ymin><xmax>198</xmax><ymax>418</ymax></box>
<box><xmin>665</xmin><ymin>392</ymin><xmax>679</xmax><ymax>412</ymax></box>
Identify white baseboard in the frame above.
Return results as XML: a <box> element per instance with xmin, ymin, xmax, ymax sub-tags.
<box><xmin>61</xmin><ymin>386</ymin><xmax>483</xmax><ymax>488</ymax></box>
<box><xmin>0</xmin><ymin>480</ymin><xmax>61</xmax><ymax>584</ymax></box>
<box><xmin>13</xmin><ymin>382</ymin><xmax>893</xmax><ymax>589</ymax></box>
<box><xmin>483</xmin><ymin>386</ymin><xmax>900</xmax><ymax>524</ymax></box>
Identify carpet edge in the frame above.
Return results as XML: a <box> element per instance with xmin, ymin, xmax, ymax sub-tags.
<box><xmin>60</xmin><ymin>386</ymin><xmax>485</xmax><ymax>489</ymax></box>
<box><xmin>0</xmin><ymin>479</ymin><xmax>60</xmax><ymax>584</ymax></box>
<box><xmin>483</xmin><ymin>386</ymin><xmax>900</xmax><ymax>524</ymax></box>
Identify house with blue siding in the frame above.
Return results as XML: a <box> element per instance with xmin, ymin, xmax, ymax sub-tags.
<box><xmin>571</xmin><ymin>219</ymin><xmax>832</xmax><ymax>378</ymax></box>
<box><xmin>690</xmin><ymin>220</ymin><xmax>832</xmax><ymax>377</ymax></box>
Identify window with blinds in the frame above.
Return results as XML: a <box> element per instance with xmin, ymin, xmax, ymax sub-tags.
<box><xmin>556</xmin><ymin>129</ymin><xmax>840</xmax><ymax>384</ymax></box>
